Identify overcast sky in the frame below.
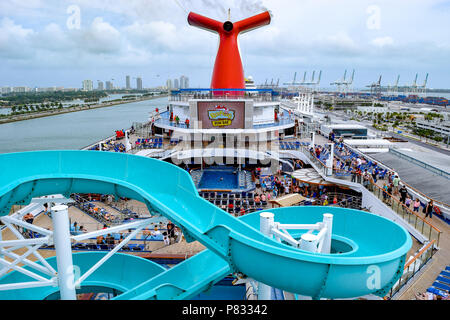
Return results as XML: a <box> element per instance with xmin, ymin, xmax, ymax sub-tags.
<box><xmin>0</xmin><ymin>0</ymin><xmax>449</xmax><ymax>89</ymax></box>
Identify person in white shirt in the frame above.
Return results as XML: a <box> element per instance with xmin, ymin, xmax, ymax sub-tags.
<box><xmin>163</xmin><ymin>232</ymin><xmax>170</xmax><ymax>246</ymax></box>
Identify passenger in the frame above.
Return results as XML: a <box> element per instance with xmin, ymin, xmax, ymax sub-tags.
<box><xmin>105</xmin><ymin>234</ymin><xmax>115</xmax><ymax>247</ymax></box>
<box><xmin>96</xmin><ymin>235</ymin><xmax>105</xmax><ymax>245</ymax></box>
<box><xmin>163</xmin><ymin>232</ymin><xmax>170</xmax><ymax>246</ymax></box>
<box><xmin>382</xmin><ymin>183</ymin><xmax>388</xmax><ymax>202</ymax></box>
<box><xmin>405</xmin><ymin>196</ymin><xmax>412</xmax><ymax>210</ymax></box>
<box><xmin>424</xmin><ymin>200</ymin><xmax>434</xmax><ymax>219</ymax></box>
<box><xmin>23</xmin><ymin>213</ymin><xmax>34</xmax><ymax>224</ymax></box>
<box><xmin>166</xmin><ymin>221</ymin><xmax>175</xmax><ymax>240</ymax></box>
<box><xmin>261</xmin><ymin>194</ymin><xmax>266</xmax><ymax>202</ymax></box>
<box><xmin>399</xmin><ymin>185</ymin><xmax>408</xmax><ymax>204</ymax></box>
<box><xmin>386</xmin><ymin>184</ymin><xmax>393</xmax><ymax>206</ymax></box>
<box><xmin>174</xmin><ymin>227</ymin><xmax>182</xmax><ymax>243</ymax></box>
<box><xmin>362</xmin><ymin>170</ymin><xmax>370</xmax><ymax>188</ymax></box>
<box><xmin>78</xmin><ymin>225</ymin><xmax>86</xmax><ymax>235</ymax></box>
<box><xmin>142</xmin><ymin>228</ymin><xmax>151</xmax><ymax>239</ymax></box>
<box><xmin>351</xmin><ymin>167</ymin><xmax>357</xmax><ymax>183</ymax></box>
<box><xmin>392</xmin><ymin>175</ymin><xmax>400</xmax><ymax>196</ymax></box>
<box><xmin>413</xmin><ymin>198</ymin><xmax>421</xmax><ymax>212</ymax></box>
<box><xmin>371</xmin><ymin>169</ymin><xmax>378</xmax><ymax>183</ymax></box>
<box><xmin>43</xmin><ymin>203</ymin><xmax>49</xmax><ymax>215</ymax></box>
<box><xmin>152</xmin><ymin>227</ymin><xmax>161</xmax><ymax>238</ymax></box>
<box><xmin>22</xmin><ymin>213</ymin><xmax>35</xmax><ymax>237</ymax></box>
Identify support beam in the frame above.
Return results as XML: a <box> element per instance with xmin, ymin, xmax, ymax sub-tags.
<box><xmin>320</xmin><ymin>214</ymin><xmax>333</xmax><ymax>254</ymax></box>
<box><xmin>51</xmin><ymin>205</ymin><xmax>76</xmax><ymax>300</ymax></box>
<box><xmin>259</xmin><ymin>212</ymin><xmax>274</xmax><ymax>300</ymax></box>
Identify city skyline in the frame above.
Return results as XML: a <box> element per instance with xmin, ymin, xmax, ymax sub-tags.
<box><xmin>0</xmin><ymin>1</ymin><xmax>450</xmax><ymax>89</ymax></box>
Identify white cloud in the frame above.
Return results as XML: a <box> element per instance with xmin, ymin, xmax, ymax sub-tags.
<box><xmin>371</xmin><ymin>36</ymin><xmax>394</xmax><ymax>48</ymax></box>
<box><xmin>0</xmin><ymin>0</ymin><xmax>450</xmax><ymax>88</ymax></box>
<box><xmin>0</xmin><ymin>18</ymin><xmax>34</xmax><ymax>59</ymax></box>
<box><xmin>75</xmin><ymin>17</ymin><xmax>123</xmax><ymax>54</ymax></box>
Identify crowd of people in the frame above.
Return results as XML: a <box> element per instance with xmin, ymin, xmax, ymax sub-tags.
<box><xmin>225</xmin><ymin>165</ymin><xmax>360</xmax><ymax>213</ymax></box>
<box><xmin>329</xmin><ymin>137</ymin><xmax>439</xmax><ymax>220</ymax></box>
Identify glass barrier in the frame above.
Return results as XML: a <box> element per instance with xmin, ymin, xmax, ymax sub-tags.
<box><xmin>385</xmin><ymin>240</ymin><xmax>437</xmax><ymax>299</ymax></box>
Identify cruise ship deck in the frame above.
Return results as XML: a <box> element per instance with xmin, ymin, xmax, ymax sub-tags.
<box><xmin>1</xmin><ymin>7</ymin><xmax>449</xmax><ymax>303</ymax></box>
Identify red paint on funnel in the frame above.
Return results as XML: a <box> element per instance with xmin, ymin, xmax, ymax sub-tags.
<box><xmin>188</xmin><ymin>11</ymin><xmax>271</xmax><ymax>96</ymax></box>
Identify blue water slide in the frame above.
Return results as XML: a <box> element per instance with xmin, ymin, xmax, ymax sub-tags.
<box><xmin>0</xmin><ymin>151</ymin><xmax>412</xmax><ymax>299</ymax></box>
<box><xmin>0</xmin><ymin>252</ymin><xmax>167</xmax><ymax>300</ymax></box>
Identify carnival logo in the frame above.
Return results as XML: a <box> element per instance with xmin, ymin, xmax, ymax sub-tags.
<box><xmin>208</xmin><ymin>105</ymin><xmax>235</xmax><ymax>127</ymax></box>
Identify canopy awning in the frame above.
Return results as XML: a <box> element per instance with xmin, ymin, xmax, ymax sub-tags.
<box><xmin>291</xmin><ymin>168</ymin><xmax>333</xmax><ymax>186</ymax></box>
<box><xmin>270</xmin><ymin>193</ymin><xmax>306</xmax><ymax>207</ymax></box>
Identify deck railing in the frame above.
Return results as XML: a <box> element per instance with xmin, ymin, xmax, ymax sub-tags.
<box><xmin>299</xmin><ymin>145</ymin><xmax>330</xmax><ymax>176</ymax></box>
<box><xmin>297</xmin><ymin>138</ymin><xmax>443</xmax><ymax>246</ymax></box>
<box><xmin>368</xmin><ymin>181</ymin><xmax>442</xmax><ymax>247</ymax></box>
<box><xmin>385</xmin><ymin>240</ymin><xmax>437</xmax><ymax>299</ymax></box>
<box><xmin>337</xmin><ymin>141</ymin><xmax>450</xmax><ymax>217</ymax></box>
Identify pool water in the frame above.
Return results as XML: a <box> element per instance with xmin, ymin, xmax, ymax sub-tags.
<box><xmin>198</xmin><ymin>167</ymin><xmax>239</xmax><ymax>190</ymax></box>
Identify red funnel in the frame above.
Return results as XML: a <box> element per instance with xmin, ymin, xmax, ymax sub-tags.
<box><xmin>188</xmin><ymin>11</ymin><xmax>271</xmax><ymax>96</ymax></box>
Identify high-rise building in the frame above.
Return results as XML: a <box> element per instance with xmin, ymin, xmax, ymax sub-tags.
<box><xmin>126</xmin><ymin>76</ymin><xmax>131</xmax><ymax>90</ymax></box>
<box><xmin>105</xmin><ymin>81</ymin><xmax>114</xmax><ymax>90</ymax></box>
<box><xmin>180</xmin><ymin>76</ymin><xmax>186</xmax><ymax>89</ymax></box>
<box><xmin>174</xmin><ymin>78</ymin><xmax>179</xmax><ymax>89</ymax></box>
<box><xmin>185</xmin><ymin>77</ymin><xmax>189</xmax><ymax>89</ymax></box>
<box><xmin>82</xmin><ymin>80</ymin><xmax>94</xmax><ymax>91</ymax></box>
<box><xmin>1</xmin><ymin>87</ymin><xmax>12</xmax><ymax>94</ymax></box>
<box><xmin>13</xmin><ymin>87</ymin><xmax>30</xmax><ymax>93</ymax></box>
<box><xmin>97</xmin><ymin>81</ymin><xmax>104</xmax><ymax>91</ymax></box>
<box><xmin>136</xmin><ymin>77</ymin><xmax>143</xmax><ymax>90</ymax></box>
<box><xmin>166</xmin><ymin>79</ymin><xmax>173</xmax><ymax>90</ymax></box>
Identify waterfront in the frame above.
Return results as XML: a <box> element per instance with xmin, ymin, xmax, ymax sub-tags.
<box><xmin>0</xmin><ymin>97</ymin><xmax>168</xmax><ymax>154</ymax></box>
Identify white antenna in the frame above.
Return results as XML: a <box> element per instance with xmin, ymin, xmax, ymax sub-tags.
<box><xmin>228</xmin><ymin>8</ymin><xmax>231</xmax><ymax>20</ymax></box>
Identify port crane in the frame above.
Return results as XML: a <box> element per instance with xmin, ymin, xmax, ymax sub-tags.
<box><xmin>366</xmin><ymin>75</ymin><xmax>382</xmax><ymax>97</ymax></box>
<box><xmin>331</xmin><ymin>69</ymin><xmax>354</xmax><ymax>95</ymax></box>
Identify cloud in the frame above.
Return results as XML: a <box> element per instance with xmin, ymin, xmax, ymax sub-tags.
<box><xmin>1</xmin><ymin>0</ymin><xmax>450</xmax><ymax>88</ymax></box>
<box><xmin>0</xmin><ymin>18</ymin><xmax>34</xmax><ymax>59</ymax></box>
<box><xmin>371</xmin><ymin>36</ymin><xmax>394</xmax><ymax>48</ymax></box>
<box><xmin>75</xmin><ymin>17</ymin><xmax>123</xmax><ymax>54</ymax></box>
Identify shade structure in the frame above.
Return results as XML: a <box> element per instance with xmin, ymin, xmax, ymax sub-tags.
<box><xmin>291</xmin><ymin>168</ymin><xmax>334</xmax><ymax>186</ymax></box>
<box><xmin>270</xmin><ymin>193</ymin><xmax>307</xmax><ymax>207</ymax></box>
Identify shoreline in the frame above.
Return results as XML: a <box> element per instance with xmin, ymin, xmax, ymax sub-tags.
<box><xmin>0</xmin><ymin>95</ymin><xmax>168</xmax><ymax>125</ymax></box>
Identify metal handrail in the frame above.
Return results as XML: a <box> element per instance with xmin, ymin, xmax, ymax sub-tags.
<box><xmin>368</xmin><ymin>181</ymin><xmax>441</xmax><ymax>246</ymax></box>
<box><xmin>399</xmin><ymin>180</ymin><xmax>450</xmax><ymax>210</ymax></box>
<box><xmin>385</xmin><ymin>240</ymin><xmax>437</xmax><ymax>299</ymax></box>
<box><xmin>299</xmin><ymin>146</ymin><xmax>329</xmax><ymax>176</ymax></box>
<box><xmin>334</xmin><ymin>141</ymin><xmax>450</xmax><ymax>213</ymax></box>
<box><xmin>404</xmin><ymin>240</ymin><xmax>436</xmax><ymax>270</ymax></box>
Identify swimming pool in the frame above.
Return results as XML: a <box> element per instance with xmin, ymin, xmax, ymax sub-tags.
<box><xmin>198</xmin><ymin>167</ymin><xmax>239</xmax><ymax>190</ymax></box>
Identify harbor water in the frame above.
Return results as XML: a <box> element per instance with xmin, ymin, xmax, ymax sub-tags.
<box><xmin>0</xmin><ymin>97</ymin><xmax>168</xmax><ymax>154</ymax></box>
